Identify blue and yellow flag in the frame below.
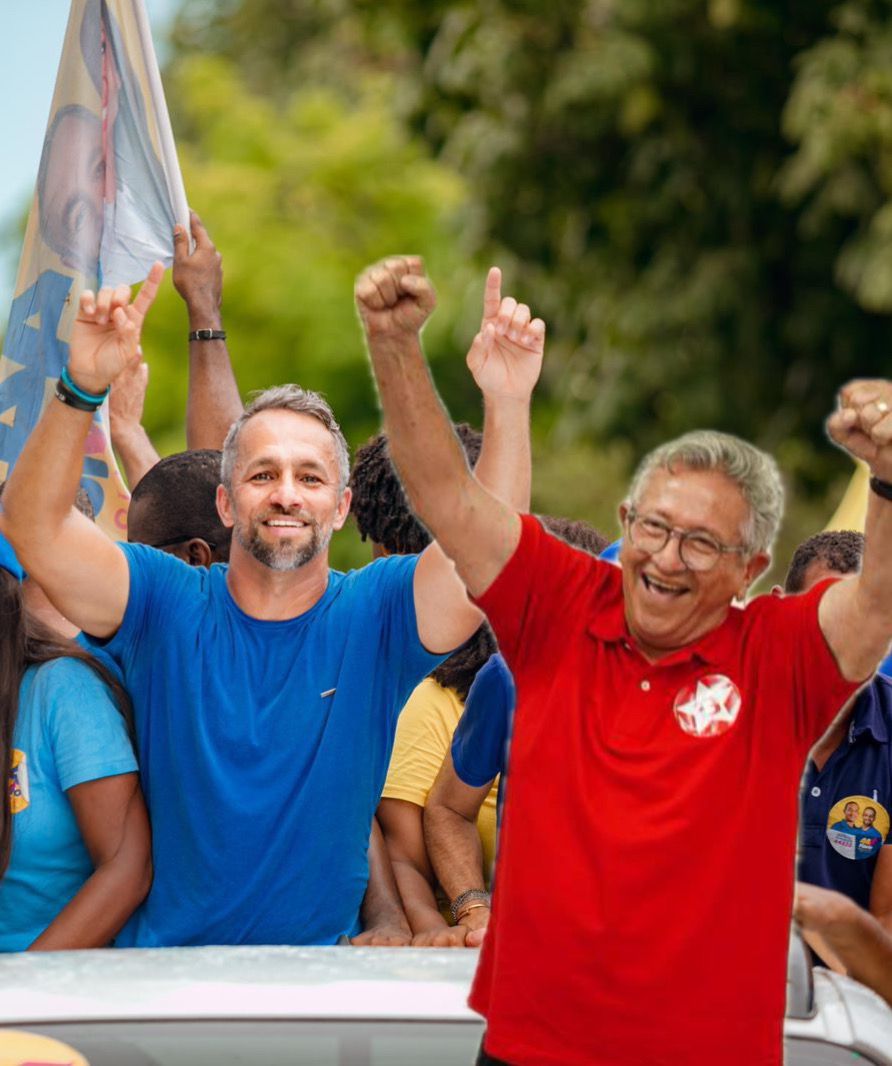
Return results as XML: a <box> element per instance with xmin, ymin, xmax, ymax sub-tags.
<box><xmin>0</xmin><ymin>0</ymin><xmax>187</xmax><ymax>536</ymax></box>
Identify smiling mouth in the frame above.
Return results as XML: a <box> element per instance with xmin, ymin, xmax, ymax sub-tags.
<box><xmin>264</xmin><ymin>519</ymin><xmax>307</xmax><ymax>528</ymax></box>
<box><xmin>641</xmin><ymin>573</ymin><xmax>688</xmax><ymax>597</ymax></box>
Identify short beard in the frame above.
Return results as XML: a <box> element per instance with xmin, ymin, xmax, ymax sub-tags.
<box><xmin>235</xmin><ymin>514</ymin><xmax>331</xmax><ymax>572</ymax></box>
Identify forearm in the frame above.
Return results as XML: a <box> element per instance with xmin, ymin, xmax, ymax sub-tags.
<box><xmin>855</xmin><ymin>489</ymin><xmax>892</xmax><ymax>634</ymax></box>
<box><xmin>392</xmin><ymin>859</ymin><xmax>449</xmax><ymax>935</ymax></box>
<box><xmin>368</xmin><ymin>331</ymin><xmax>474</xmax><ymax>532</ymax></box>
<box><xmin>112</xmin><ymin>423</ymin><xmax>160</xmax><ymax>490</ymax></box>
<box><xmin>425</xmin><ymin>806</ymin><xmax>487</xmax><ymax>904</ymax></box>
<box><xmin>476</xmin><ymin>394</ymin><xmax>531</xmax><ymax>513</ymax></box>
<box><xmin>29</xmin><ymin>788</ymin><xmax>151</xmax><ymax>955</ymax></box>
<box><xmin>824</xmin><ymin>492</ymin><xmax>892</xmax><ymax>679</ymax></box>
<box><xmin>185</xmin><ymin>301</ymin><xmax>242</xmax><ymax>450</ymax></box>
<box><xmin>29</xmin><ymin>853</ymin><xmax>151</xmax><ymax>950</ymax></box>
<box><xmin>3</xmin><ymin>399</ymin><xmax>92</xmax><ymax>556</ymax></box>
<box><xmin>818</xmin><ymin>906</ymin><xmax>892</xmax><ymax>1004</ymax></box>
<box><xmin>360</xmin><ymin>819</ymin><xmax>412</xmax><ymax>935</ymax></box>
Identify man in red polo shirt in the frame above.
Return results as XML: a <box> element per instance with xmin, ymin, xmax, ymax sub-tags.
<box><xmin>356</xmin><ymin>256</ymin><xmax>892</xmax><ymax>1065</ymax></box>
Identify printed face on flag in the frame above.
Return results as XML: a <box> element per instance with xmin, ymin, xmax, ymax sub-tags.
<box><xmin>37</xmin><ymin>104</ymin><xmax>105</xmax><ymax>279</ymax></box>
<box><xmin>0</xmin><ymin>0</ymin><xmax>188</xmax><ymax>535</ymax></box>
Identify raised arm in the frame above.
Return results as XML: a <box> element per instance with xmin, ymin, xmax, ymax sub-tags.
<box><xmin>174</xmin><ymin>212</ymin><xmax>243</xmax><ymax>449</ymax></box>
<box><xmin>355</xmin><ymin>258</ymin><xmax>536</xmax><ymax>648</ymax></box>
<box><xmin>109</xmin><ymin>356</ymin><xmax>160</xmax><ymax>488</ymax></box>
<box><xmin>1</xmin><ymin>266</ymin><xmax>164</xmax><ymax>638</ymax></box>
<box><xmin>821</xmin><ymin>380</ymin><xmax>892</xmax><ymax>679</ymax></box>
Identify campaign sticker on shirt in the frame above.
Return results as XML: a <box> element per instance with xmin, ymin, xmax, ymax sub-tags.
<box><xmin>8</xmin><ymin>749</ymin><xmax>29</xmax><ymax>814</ymax></box>
<box><xmin>0</xmin><ymin>1028</ymin><xmax>90</xmax><ymax>1065</ymax></box>
<box><xmin>672</xmin><ymin>675</ymin><xmax>742</xmax><ymax>738</ymax></box>
<box><xmin>826</xmin><ymin>795</ymin><xmax>889</xmax><ymax>861</ymax></box>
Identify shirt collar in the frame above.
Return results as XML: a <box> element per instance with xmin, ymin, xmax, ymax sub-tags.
<box><xmin>850</xmin><ymin>678</ymin><xmax>891</xmax><ymax>744</ymax></box>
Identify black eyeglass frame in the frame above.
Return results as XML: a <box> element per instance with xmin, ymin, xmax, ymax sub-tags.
<box><xmin>624</xmin><ymin>507</ymin><xmax>749</xmax><ymax>572</ymax></box>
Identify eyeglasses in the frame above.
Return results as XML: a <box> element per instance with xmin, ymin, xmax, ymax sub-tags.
<box><xmin>625</xmin><ymin>508</ymin><xmax>748</xmax><ymax>572</ymax></box>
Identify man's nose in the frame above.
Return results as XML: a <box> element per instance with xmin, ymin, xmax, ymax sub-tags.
<box><xmin>268</xmin><ymin>473</ymin><xmax>303</xmax><ymax>510</ymax></box>
<box><xmin>651</xmin><ymin>531</ymin><xmax>686</xmax><ymax>572</ymax></box>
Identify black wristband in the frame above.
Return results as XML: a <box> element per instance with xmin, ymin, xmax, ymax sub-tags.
<box><xmin>55</xmin><ymin>378</ymin><xmax>102</xmax><ymax>413</ymax></box>
<box><xmin>188</xmin><ymin>328</ymin><xmax>226</xmax><ymax>341</ymax></box>
<box><xmin>869</xmin><ymin>475</ymin><xmax>892</xmax><ymax>501</ymax></box>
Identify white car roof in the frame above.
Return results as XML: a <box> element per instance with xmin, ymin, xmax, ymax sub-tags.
<box><xmin>0</xmin><ymin>946</ymin><xmax>481</xmax><ymax>1025</ymax></box>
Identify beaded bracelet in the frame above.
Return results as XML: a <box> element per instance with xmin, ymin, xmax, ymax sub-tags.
<box><xmin>450</xmin><ymin>888</ymin><xmax>491</xmax><ymax>924</ymax></box>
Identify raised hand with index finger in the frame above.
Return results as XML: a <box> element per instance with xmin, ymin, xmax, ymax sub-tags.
<box><xmin>68</xmin><ymin>262</ymin><xmax>165</xmax><ymax>396</ymax></box>
<box><xmin>355</xmin><ymin>256</ymin><xmax>436</xmax><ymax>339</ymax></box>
<box><xmin>465</xmin><ymin>266</ymin><xmax>545</xmax><ymax>402</ymax></box>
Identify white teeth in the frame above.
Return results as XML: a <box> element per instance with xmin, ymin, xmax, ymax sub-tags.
<box><xmin>644</xmin><ymin>575</ymin><xmax>683</xmax><ymax>594</ymax></box>
<box><xmin>266</xmin><ymin>520</ymin><xmax>304</xmax><ymax>527</ymax></box>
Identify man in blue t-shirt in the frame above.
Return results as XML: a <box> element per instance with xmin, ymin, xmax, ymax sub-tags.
<box><xmin>1</xmin><ymin>258</ymin><xmax>545</xmax><ymax>946</ymax></box>
<box><xmin>787</xmin><ymin>532</ymin><xmax>892</xmax><ymax>930</ymax></box>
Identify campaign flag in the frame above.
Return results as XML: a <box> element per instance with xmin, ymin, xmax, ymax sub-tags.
<box><xmin>0</xmin><ymin>0</ymin><xmax>188</xmax><ymax>536</ymax></box>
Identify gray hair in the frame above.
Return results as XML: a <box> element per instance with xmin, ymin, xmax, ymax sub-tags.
<box><xmin>221</xmin><ymin>385</ymin><xmax>350</xmax><ymax>493</ymax></box>
<box><xmin>627</xmin><ymin>430</ymin><xmax>784</xmax><ymax>555</ymax></box>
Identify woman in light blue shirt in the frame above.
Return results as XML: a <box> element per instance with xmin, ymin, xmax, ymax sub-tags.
<box><xmin>0</xmin><ymin>535</ymin><xmax>150</xmax><ymax>950</ymax></box>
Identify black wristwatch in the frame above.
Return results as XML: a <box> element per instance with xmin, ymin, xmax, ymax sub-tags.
<box><xmin>869</xmin><ymin>475</ymin><xmax>892</xmax><ymax>501</ymax></box>
<box><xmin>188</xmin><ymin>328</ymin><xmax>227</xmax><ymax>341</ymax></box>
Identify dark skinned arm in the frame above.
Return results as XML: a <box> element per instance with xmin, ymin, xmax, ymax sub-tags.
<box><xmin>173</xmin><ymin>211</ymin><xmax>243</xmax><ymax>449</ymax></box>
<box><xmin>29</xmin><ymin>773</ymin><xmax>151</xmax><ymax>949</ymax></box>
<box><xmin>352</xmin><ymin>816</ymin><xmax>412</xmax><ymax>946</ymax></box>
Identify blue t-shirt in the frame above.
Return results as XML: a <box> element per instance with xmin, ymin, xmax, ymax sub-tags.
<box><xmin>799</xmin><ymin>674</ymin><xmax>892</xmax><ymax>908</ymax></box>
<box><xmin>86</xmin><ymin>544</ymin><xmax>441</xmax><ymax>947</ymax></box>
<box><xmin>0</xmin><ymin>658</ymin><xmax>137</xmax><ymax>951</ymax></box>
<box><xmin>451</xmin><ymin>653</ymin><xmax>515</xmax><ymax>790</ymax></box>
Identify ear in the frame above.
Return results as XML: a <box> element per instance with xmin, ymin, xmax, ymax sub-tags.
<box><xmin>332</xmin><ymin>486</ymin><xmax>352</xmax><ymax>532</ymax></box>
<box><xmin>619</xmin><ymin>502</ymin><xmax>629</xmax><ymax>525</ymax></box>
<box><xmin>216</xmin><ymin>484</ymin><xmax>234</xmax><ymax>529</ymax></box>
<box><xmin>186</xmin><ymin>538</ymin><xmax>214</xmax><ymax>568</ymax></box>
<box><xmin>740</xmin><ymin>551</ymin><xmax>771</xmax><ymax>598</ymax></box>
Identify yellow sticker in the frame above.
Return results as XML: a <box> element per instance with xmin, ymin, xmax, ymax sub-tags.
<box><xmin>8</xmin><ymin>750</ymin><xmax>29</xmax><ymax>815</ymax></box>
<box><xmin>0</xmin><ymin>1028</ymin><xmax>90</xmax><ymax>1065</ymax></box>
<box><xmin>826</xmin><ymin>795</ymin><xmax>890</xmax><ymax>861</ymax></box>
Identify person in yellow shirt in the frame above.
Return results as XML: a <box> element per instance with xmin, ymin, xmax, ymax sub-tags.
<box><xmin>381</xmin><ymin>628</ymin><xmax>500</xmax><ymax>944</ymax></box>
<box><xmin>351</xmin><ymin>423</ymin><xmax>499</xmax><ymax>943</ymax></box>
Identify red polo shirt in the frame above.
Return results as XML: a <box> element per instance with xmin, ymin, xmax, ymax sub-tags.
<box><xmin>471</xmin><ymin>514</ymin><xmax>859</xmax><ymax>1066</ymax></box>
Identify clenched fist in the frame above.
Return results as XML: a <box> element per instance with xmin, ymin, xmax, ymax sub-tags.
<box><xmin>827</xmin><ymin>379</ymin><xmax>892</xmax><ymax>482</ymax></box>
<box><xmin>355</xmin><ymin>256</ymin><xmax>436</xmax><ymax>338</ymax></box>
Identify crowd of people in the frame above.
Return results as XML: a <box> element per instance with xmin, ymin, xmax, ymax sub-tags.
<box><xmin>1</xmin><ymin>219</ymin><xmax>892</xmax><ymax>1064</ymax></box>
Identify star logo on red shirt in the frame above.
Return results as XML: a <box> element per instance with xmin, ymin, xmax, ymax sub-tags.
<box><xmin>673</xmin><ymin>674</ymin><xmax>742</xmax><ymax>738</ymax></box>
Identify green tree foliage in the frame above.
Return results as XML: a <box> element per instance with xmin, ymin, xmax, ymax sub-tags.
<box><xmin>139</xmin><ymin>51</ymin><xmax>483</xmax><ymax>566</ymax></box>
<box><xmin>161</xmin><ymin>0</ymin><xmax>892</xmax><ymax>574</ymax></box>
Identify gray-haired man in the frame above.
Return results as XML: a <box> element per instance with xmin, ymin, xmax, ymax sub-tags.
<box><xmin>355</xmin><ymin>254</ymin><xmax>892</xmax><ymax>1066</ymax></box>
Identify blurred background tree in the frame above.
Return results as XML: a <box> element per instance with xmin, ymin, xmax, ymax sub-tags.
<box><xmin>11</xmin><ymin>0</ymin><xmax>892</xmax><ymax>574</ymax></box>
